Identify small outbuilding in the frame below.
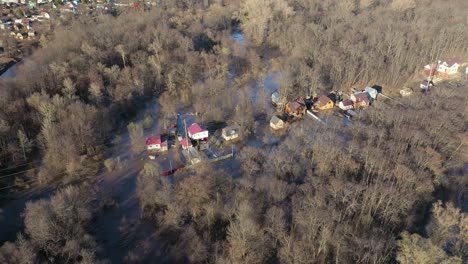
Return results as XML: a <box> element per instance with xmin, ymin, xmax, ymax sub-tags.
<box><xmin>400</xmin><ymin>87</ymin><xmax>413</xmax><ymax>97</ymax></box>
<box><xmin>271</xmin><ymin>91</ymin><xmax>281</xmax><ymax>105</ymax></box>
<box><xmin>222</xmin><ymin>125</ymin><xmax>240</xmax><ymax>141</ymax></box>
<box><xmin>364</xmin><ymin>87</ymin><xmax>378</xmax><ymax>101</ymax></box>
<box><xmin>180</xmin><ymin>138</ymin><xmax>192</xmax><ymax>150</ymax></box>
<box><xmin>270</xmin><ymin>115</ymin><xmax>285</xmax><ymax>130</ymax></box>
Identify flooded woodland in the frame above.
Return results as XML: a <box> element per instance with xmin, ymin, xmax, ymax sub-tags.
<box><xmin>0</xmin><ymin>1</ymin><xmax>467</xmax><ymax>263</ymax></box>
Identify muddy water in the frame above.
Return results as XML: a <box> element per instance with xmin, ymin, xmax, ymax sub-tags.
<box><xmin>93</xmin><ymin>98</ymin><xmax>161</xmax><ymax>262</ymax></box>
<box><xmin>0</xmin><ymin>29</ymin><xmax>280</xmax><ymax>261</ymax></box>
<box><xmin>0</xmin><ymin>62</ymin><xmax>19</xmax><ymax>78</ymax></box>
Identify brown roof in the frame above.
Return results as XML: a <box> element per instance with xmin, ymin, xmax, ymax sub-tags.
<box><xmin>354</xmin><ymin>92</ymin><xmax>369</xmax><ymax>102</ymax></box>
<box><xmin>288</xmin><ymin>101</ymin><xmax>303</xmax><ymax>112</ymax></box>
<box><xmin>341</xmin><ymin>100</ymin><xmax>353</xmax><ymax>106</ymax></box>
<box><xmin>315</xmin><ymin>95</ymin><xmax>332</xmax><ymax>108</ymax></box>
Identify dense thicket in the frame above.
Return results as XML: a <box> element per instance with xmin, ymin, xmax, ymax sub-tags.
<box><xmin>0</xmin><ymin>0</ymin><xmax>467</xmax><ymax>263</ymax></box>
<box><xmin>133</xmin><ymin>80</ymin><xmax>467</xmax><ymax>263</ymax></box>
<box><xmin>239</xmin><ymin>0</ymin><xmax>468</xmax><ymax>97</ymax></box>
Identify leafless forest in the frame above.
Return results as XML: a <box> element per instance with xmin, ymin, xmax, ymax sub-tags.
<box><xmin>0</xmin><ymin>0</ymin><xmax>467</xmax><ymax>263</ymax></box>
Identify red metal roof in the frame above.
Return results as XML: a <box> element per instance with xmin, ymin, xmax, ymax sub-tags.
<box><xmin>181</xmin><ymin>138</ymin><xmax>191</xmax><ymax>148</ymax></box>
<box><xmin>444</xmin><ymin>58</ymin><xmax>460</xmax><ymax>67</ymax></box>
<box><xmin>188</xmin><ymin>123</ymin><xmax>205</xmax><ymax>135</ymax></box>
<box><xmin>146</xmin><ymin>136</ymin><xmax>161</xmax><ymax>146</ymax></box>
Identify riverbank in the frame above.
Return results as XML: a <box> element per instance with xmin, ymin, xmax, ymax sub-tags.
<box><xmin>0</xmin><ymin>57</ymin><xmax>20</xmax><ymax>77</ymax></box>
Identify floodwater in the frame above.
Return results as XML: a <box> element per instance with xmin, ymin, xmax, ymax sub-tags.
<box><xmin>0</xmin><ymin>62</ymin><xmax>19</xmax><ymax>78</ymax></box>
<box><xmin>232</xmin><ymin>29</ymin><xmax>246</xmax><ymax>45</ymax></box>
<box><xmin>93</xmin><ymin>98</ymin><xmax>161</xmax><ymax>262</ymax></box>
<box><xmin>0</xmin><ymin>94</ymin><xmax>162</xmax><ymax>262</ymax></box>
<box><xmin>0</xmin><ymin>29</ymin><xmax>283</xmax><ymax>261</ymax></box>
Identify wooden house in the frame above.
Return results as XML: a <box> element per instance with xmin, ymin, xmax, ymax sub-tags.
<box><xmin>338</xmin><ymin>99</ymin><xmax>354</xmax><ymax>111</ymax></box>
<box><xmin>314</xmin><ymin>95</ymin><xmax>334</xmax><ymax>110</ymax></box>
<box><xmin>351</xmin><ymin>92</ymin><xmax>370</xmax><ymax>108</ymax></box>
<box><xmin>270</xmin><ymin>115</ymin><xmax>285</xmax><ymax>130</ymax></box>
<box><xmin>285</xmin><ymin>100</ymin><xmax>306</xmax><ymax>118</ymax></box>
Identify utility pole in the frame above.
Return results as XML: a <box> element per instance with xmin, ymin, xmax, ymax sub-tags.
<box><xmin>184</xmin><ymin>119</ymin><xmax>191</xmax><ymax>163</ymax></box>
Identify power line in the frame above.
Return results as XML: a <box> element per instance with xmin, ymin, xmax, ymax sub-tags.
<box><xmin>0</xmin><ymin>141</ymin><xmax>119</xmax><ymax>180</ymax></box>
<box><xmin>0</xmin><ymin>171</ymin><xmax>68</xmax><ymax>191</ymax></box>
<box><xmin>0</xmin><ymin>178</ymin><xmax>38</xmax><ymax>191</ymax></box>
<box><xmin>0</xmin><ymin>167</ymin><xmax>39</xmax><ymax>180</ymax></box>
<box><xmin>0</xmin><ymin>160</ymin><xmax>41</xmax><ymax>173</ymax></box>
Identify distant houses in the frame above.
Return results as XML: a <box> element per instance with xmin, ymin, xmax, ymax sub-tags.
<box><xmin>424</xmin><ymin>58</ymin><xmax>460</xmax><ymax>79</ymax></box>
<box><xmin>437</xmin><ymin>59</ymin><xmax>460</xmax><ymax>76</ymax></box>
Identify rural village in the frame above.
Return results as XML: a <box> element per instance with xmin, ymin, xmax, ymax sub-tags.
<box><xmin>144</xmin><ymin>56</ymin><xmax>467</xmax><ymax>176</ymax></box>
<box><xmin>0</xmin><ymin>0</ymin><xmax>149</xmax><ymax>73</ymax></box>
<box><xmin>0</xmin><ymin>1</ymin><xmax>467</xmax><ymax>262</ymax></box>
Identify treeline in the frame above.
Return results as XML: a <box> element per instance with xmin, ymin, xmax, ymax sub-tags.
<box><xmin>239</xmin><ymin>0</ymin><xmax>468</xmax><ymax>98</ymax></box>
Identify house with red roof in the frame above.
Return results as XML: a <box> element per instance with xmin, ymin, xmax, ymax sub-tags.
<box><xmin>425</xmin><ymin>59</ymin><xmax>460</xmax><ymax>79</ymax></box>
<box><xmin>180</xmin><ymin>138</ymin><xmax>192</xmax><ymax>150</ymax></box>
<box><xmin>437</xmin><ymin>59</ymin><xmax>460</xmax><ymax>76</ymax></box>
<box><xmin>146</xmin><ymin>135</ymin><xmax>168</xmax><ymax>152</ymax></box>
<box><xmin>187</xmin><ymin>123</ymin><xmax>208</xmax><ymax>140</ymax></box>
